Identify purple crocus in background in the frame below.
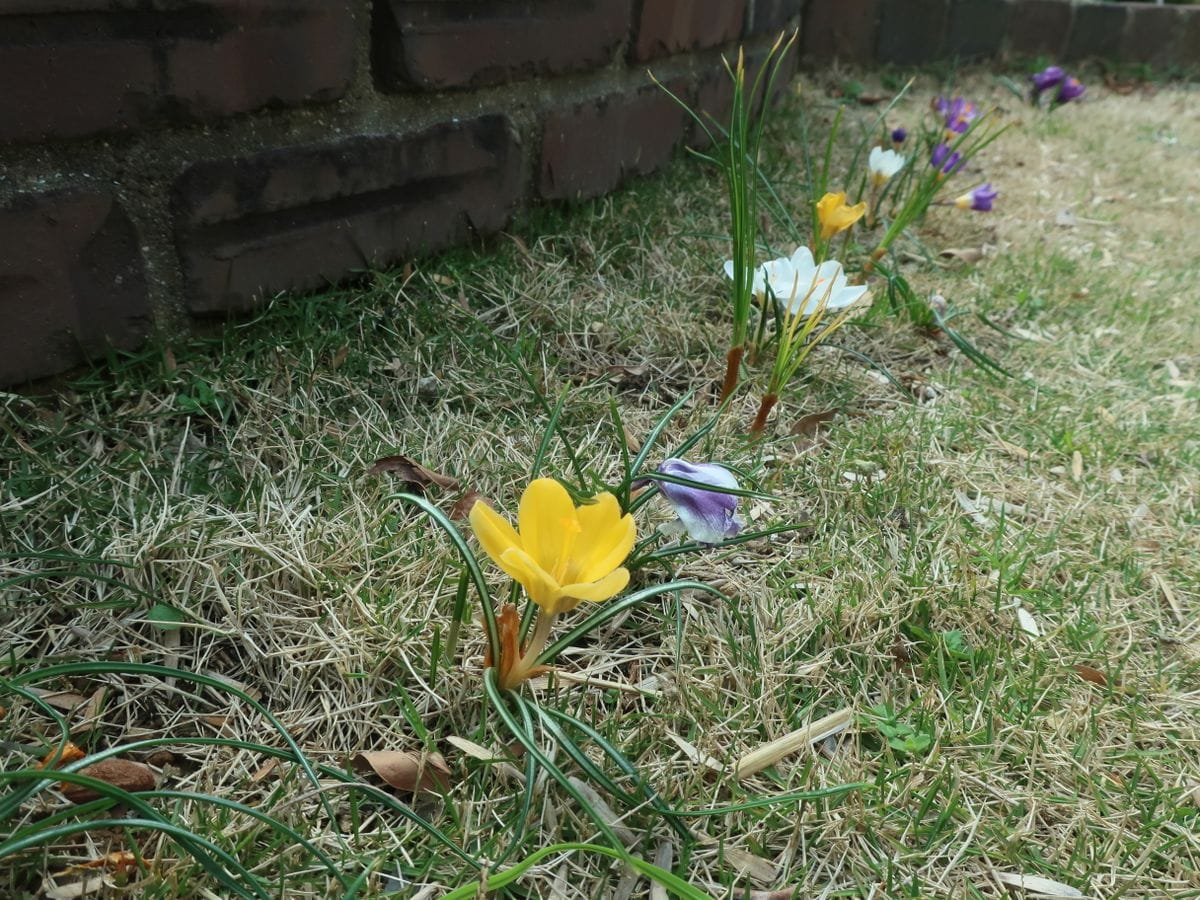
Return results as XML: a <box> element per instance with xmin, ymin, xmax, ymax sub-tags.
<box><xmin>935</xmin><ymin>96</ymin><xmax>978</xmax><ymax>136</ymax></box>
<box><xmin>891</xmin><ymin>127</ymin><xmax>907</xmax><ymax>146</ymax></box>
<box><xmin>930</xmin><ymin>143</ymin><xmax>963</xmax><ymax>176</ymax></box>
<box><xmin>1030</xmin><ymin>65</ymin><xmax>1065</xmax><ymax>97</ymax></box>
<box><xmin>954</xmin><ymin>183</ymin><xmax>998</xmax><ymax>212</ymax></box>
<box><xmin>652</xmin><ymin>459</ymin><xmax>743</xmax><ymax>545</ymax></box>
<box><xmin>1056</xmin><ymin>76</ymin><xmax>1085</xmax><ymax>104</ymax></box>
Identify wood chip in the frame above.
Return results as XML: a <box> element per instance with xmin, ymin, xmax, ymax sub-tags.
<box><xmin>1071</xmin><ymin>451</ymin><xmax>1083</xmax><ymax>481</ymax></box>
<box><xmin>733</xmin><ymin>707</ymin><xmax>854</xmax><ymax>779</ymax></box>
<box><xmin>1152</xmin><ymin>573</ymin><xmax>1183</xmax><ymax>622</ymax></box>
<box><xmin>667</xmin><ymin>732</ymin><xmax>725</xmax><ymax>773</ymax></box>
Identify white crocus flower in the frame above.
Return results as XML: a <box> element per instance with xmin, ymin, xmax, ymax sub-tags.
<box><xmin>868</xmin><ymin>146</ymin><xmax>906</xmax><ymax>187</ymax></box>
<box><xmin>763</xmin><ymin>247</ymin><xmax>867</xmax><ymax>316</ymax></box>
<box><xmin>724</xmin><ymin>248</ymin><xmax>867</xmax><ymax>316</ymax></box>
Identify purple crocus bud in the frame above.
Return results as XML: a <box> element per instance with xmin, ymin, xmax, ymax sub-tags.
<box><xmin>891</xmin><ymin>127</ymin><xmax>907</xmax><ymax>145</ymax></box>
<box><xmin>1031</xmin><ymin>65</ymin><xmax>1065</xmax><ymax>95</ymax></box>
<box><xmin>653</xmin><ymin>459</ymin><xmax>743</xmax><ymax>545</ymax></box>
<box><xmin>1056</xmin><ymin>76</ymin><xmax>1085</xmax><ymax>104</ymax></box>
<box><xmin>954</xmin><ymin>183</ymin><xmax>997</xmax><ymax>212</ymax></box>
<box><xmin>930</xmin><ymin>143</ymin><xmax>951</xmax><ymax>169</ymax></box>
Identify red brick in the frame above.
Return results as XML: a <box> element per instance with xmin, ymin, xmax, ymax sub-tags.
<box><xmin>539</xmin><ymin>85</ymin><xmax>687</xmax><ymax>201</ymax></box>
<box><xmin>172</xmin><ymin>116</ymin><xmax>524</xmax><ymax>314</ymax></box>
<box><xmin>801</xmin><ymin>0</ymin><xmax>880</xmax><ymax>65</ymax></box>
<box><xmin>1065</xmin><ymin>3</ymin><xmax>1127</xmax><ymax>62</ymax></box>
<box><xmin>877</xmin><ymin>0</ymin><xmax>949</xmax><ymax>65</ymax></box>
<box><xmin>373</xmin><ymin>1</ymin><xmax>632</xmax><ymax>91</ymax></box>
<box><xmin>633</xmin><ymin>0</ymin><xmax>747</xmax><ymax>61</ymax></box>
<box><xmin>1006</xmin><ymin>0</ymin><xmax>1073</xmax><ymax>58</ymax></box>
<box><xmin>0</xmin><ymin>2</ymin><xmax>355</xmax><ymax>143</ymax></box>
<box><xmin>1181</xmin><ymin>9</ymin><xmax>1200</xmax><ymax>70</ymax></box>
<box><xmin>0</xmin><ymin>190</ymin><xmax>151</xmax><ymax>385</ymax></box>
<box><xmin>944</xmin><ymin>0</ymin><xmax>1013</xmax><ymax>60</ymax></box>
<box><xmin>1121</xmin><ymin>5</ymin><xmax>1183</xmax><ymax>67</ymax></box>
<box><xmin>745</xmin><ymin>0</ymin><xmax>803</xmax><ymax>37</ymax></box>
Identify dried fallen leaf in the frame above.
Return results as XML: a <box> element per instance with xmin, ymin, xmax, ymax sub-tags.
<box><xmin>994</xmin><ymin>870</ymin><xmax>1086</xmax><ymax>897</ymax></box>
<box><xmin>790</xmin><ymin>407</ymin><xmax>838</xmax><ymax>437</ymax></box>
<box><xmin>1073</xmin><ymin>664</ymin><xmax>1108</xmax><ymax>687</ymax></box>
<box><xmin>43</xmin><ymin>875</ymin><xmax>106</xmax><ymax>899</ymax></box>
<box><xmin>352</xmin><ymin>750</ymin><xmax>450</xmax><ymax>794</ymax></box>
<box><xmin>568</xmin><ymin>776</ymin><xmax>636</xmax><ymax>845</ymax></box>
<box><xmin>330</xmin><ymin>346</ymin><xmax>349</xmax><ymax>370</ymax></box>
<box><xmin>251</xmin><ymin>758</ymin><xmax>280</xmax><ymax>783</ymax></box>
<box><xmin>29</xmin><ymin>689</ymin><xmax>90</xmax><ymax>712</ymax></box>
<box><xmin>61</xmin><ymin>758</ymin><xmax>156</xmax><ymax>803</ymax></box>
<box><xmin>939</xmin><ymin>246</ymin><xmax>985</xmax><ymax>264</ymax></box>
<box><xmin>1016</xmin><ymin>607</ymin><xmax>1041</xmax><ymax>638</ymax></box>
<box><xmin>721</xmin><ymin>847</ymin><xmax>777</xmax><ymax>884</ymax></box>
<box><xmin>449</xmin><ymin>489</ymin><xmax>483</xmax><ymax>521</ymax></box>
<box><xmin>1071</xmin><ymin>451</ymin><xmax>1083</xmax><ymax>481</ymax></box>
<box><xmin>367</xmin><ymin>455</ymin><xmax>459</xmax><ymax>491</ymax></box>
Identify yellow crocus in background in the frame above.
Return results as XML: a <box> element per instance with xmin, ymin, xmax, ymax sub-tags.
<box><xmin>469</xmin><ymin>478</ymin><xmax>635</xmax><ymax>688</ymax></box>
<box><xmin>816</xmin><ymin>191</ymin><xmax>867</xmax><ymax>242</ymax></box>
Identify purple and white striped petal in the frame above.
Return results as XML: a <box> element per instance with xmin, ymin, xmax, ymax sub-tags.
<box><xmin>655</xmin><ymin>459</ymin><xmax>743</xmax><ymax>545</ymax></box>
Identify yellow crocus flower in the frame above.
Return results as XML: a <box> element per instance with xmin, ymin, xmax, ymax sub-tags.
<box><xmin>469</xmin><ymin>479</ymin><xmax>635</xmax><ymax>617</ymax></box>
<box><xmin>816</xmin><ymin>191</ymin><xmax>867</xmax><ymax>242</ymax></box>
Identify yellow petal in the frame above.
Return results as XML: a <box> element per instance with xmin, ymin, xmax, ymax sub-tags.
<box><xmin>469</xmin><ymin>500</ymin><xmax>523</xmax><ymax>568</ymax></box>
<box><xmin>518</xmin><ymin>478</ymin><xmax>579</xmax><ymax>574</ymax></box>
<box><xmin>572</xmin><ymin>493</ymin><xmax>636</xmax><ymax>584</ymax></box>
<box><xmin>499</xmin><ymin>546</ymin><xmax>563</xmax><ymax>612</ymax></box>
<box><xmin>560</xmin><ymin>567</ymin><xmax>630</xmax><ymax>605</ymax></box>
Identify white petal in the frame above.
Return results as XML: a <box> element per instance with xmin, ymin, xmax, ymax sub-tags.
<box><xmin>869</xmin><ymin>146</ymin><xmax>883</xmax><ymax>172</ymax></box>
<box><xmin>788</xmin><ymin>245</ymin><xmax>816</xmax><ymax>275</ymax></box>
<box><xmin>829</xmin><ymin>284</ymin><xmax>868</xmax><ymax>309</ymax></box>
<box><xmin>722</xmin><ymin>259</ymin><xmax>735</xmax><ymax>280</ymax></box>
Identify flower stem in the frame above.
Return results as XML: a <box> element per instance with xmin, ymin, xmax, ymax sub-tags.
<box><xmin>860</xmin><ymin>246</ymin><xmax>887</xmax><ymax>279</ymax></box>
<box><xmin>749</xmin><ymin>393</ymin><xmax>779</xmax><ymax>435</ymax></box>
<box><xmin>502</xmin><ymin>608</ymin><xmax>557</xmax><ymax>689</ymax></box>
<box><xmin>719</xmin><ymin>345</ymin><xmax>745</xmax><ymax>403</ymax></box>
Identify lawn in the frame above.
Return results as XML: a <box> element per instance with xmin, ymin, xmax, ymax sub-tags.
<box><xmin>2</xmin><ymin>68</ymin><xmax>1198</xmax><ymax>898</ymax></box>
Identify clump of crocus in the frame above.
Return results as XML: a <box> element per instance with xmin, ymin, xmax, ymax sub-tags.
<box><xmin>930</xmin><ymin>143</ymin><xmax>964</xmax><ymax>177</ymax></box>
<box><xmin>1030</xmin><ymin>66</ymin><xmax>1084</xmax><ymax>107</ymax></box>
<box><xmin>650</xmin><ymin>459</ymin><xmax>743</xmax><ymax>545</ymax></box>
<box><xmin>815</xmin><ymin>191</ymin><xmax>866</xmax><ymax>243</ymax></box>
<box><xmin>752</xmin><ymin>246</ymin><xmax>867</xmax><ymax>434</ymax></box>
<box><xmin>469</xmin><ymin>479</ymin><xmax>635</xmax><ymax>689</ymax></box>
<box><xmin>954</xmin><ymin>183</ymin><xmax>997</xmax><ymax>212</ymax></box>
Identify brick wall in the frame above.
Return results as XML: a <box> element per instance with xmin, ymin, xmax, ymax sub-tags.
<box><xmin>801</xmin><ymin>0</ymin><xmax>1200</xmax><ymax>68</ymax></box>
<box><xmin>0</xmin><ymin>0</ymin><xmax>805</xmax><ymax>385</ymax></box>
<box><xmin>0</xmin><ymin>0</ymin><xmax>1192</xmax><ymax>385</ymax></box>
